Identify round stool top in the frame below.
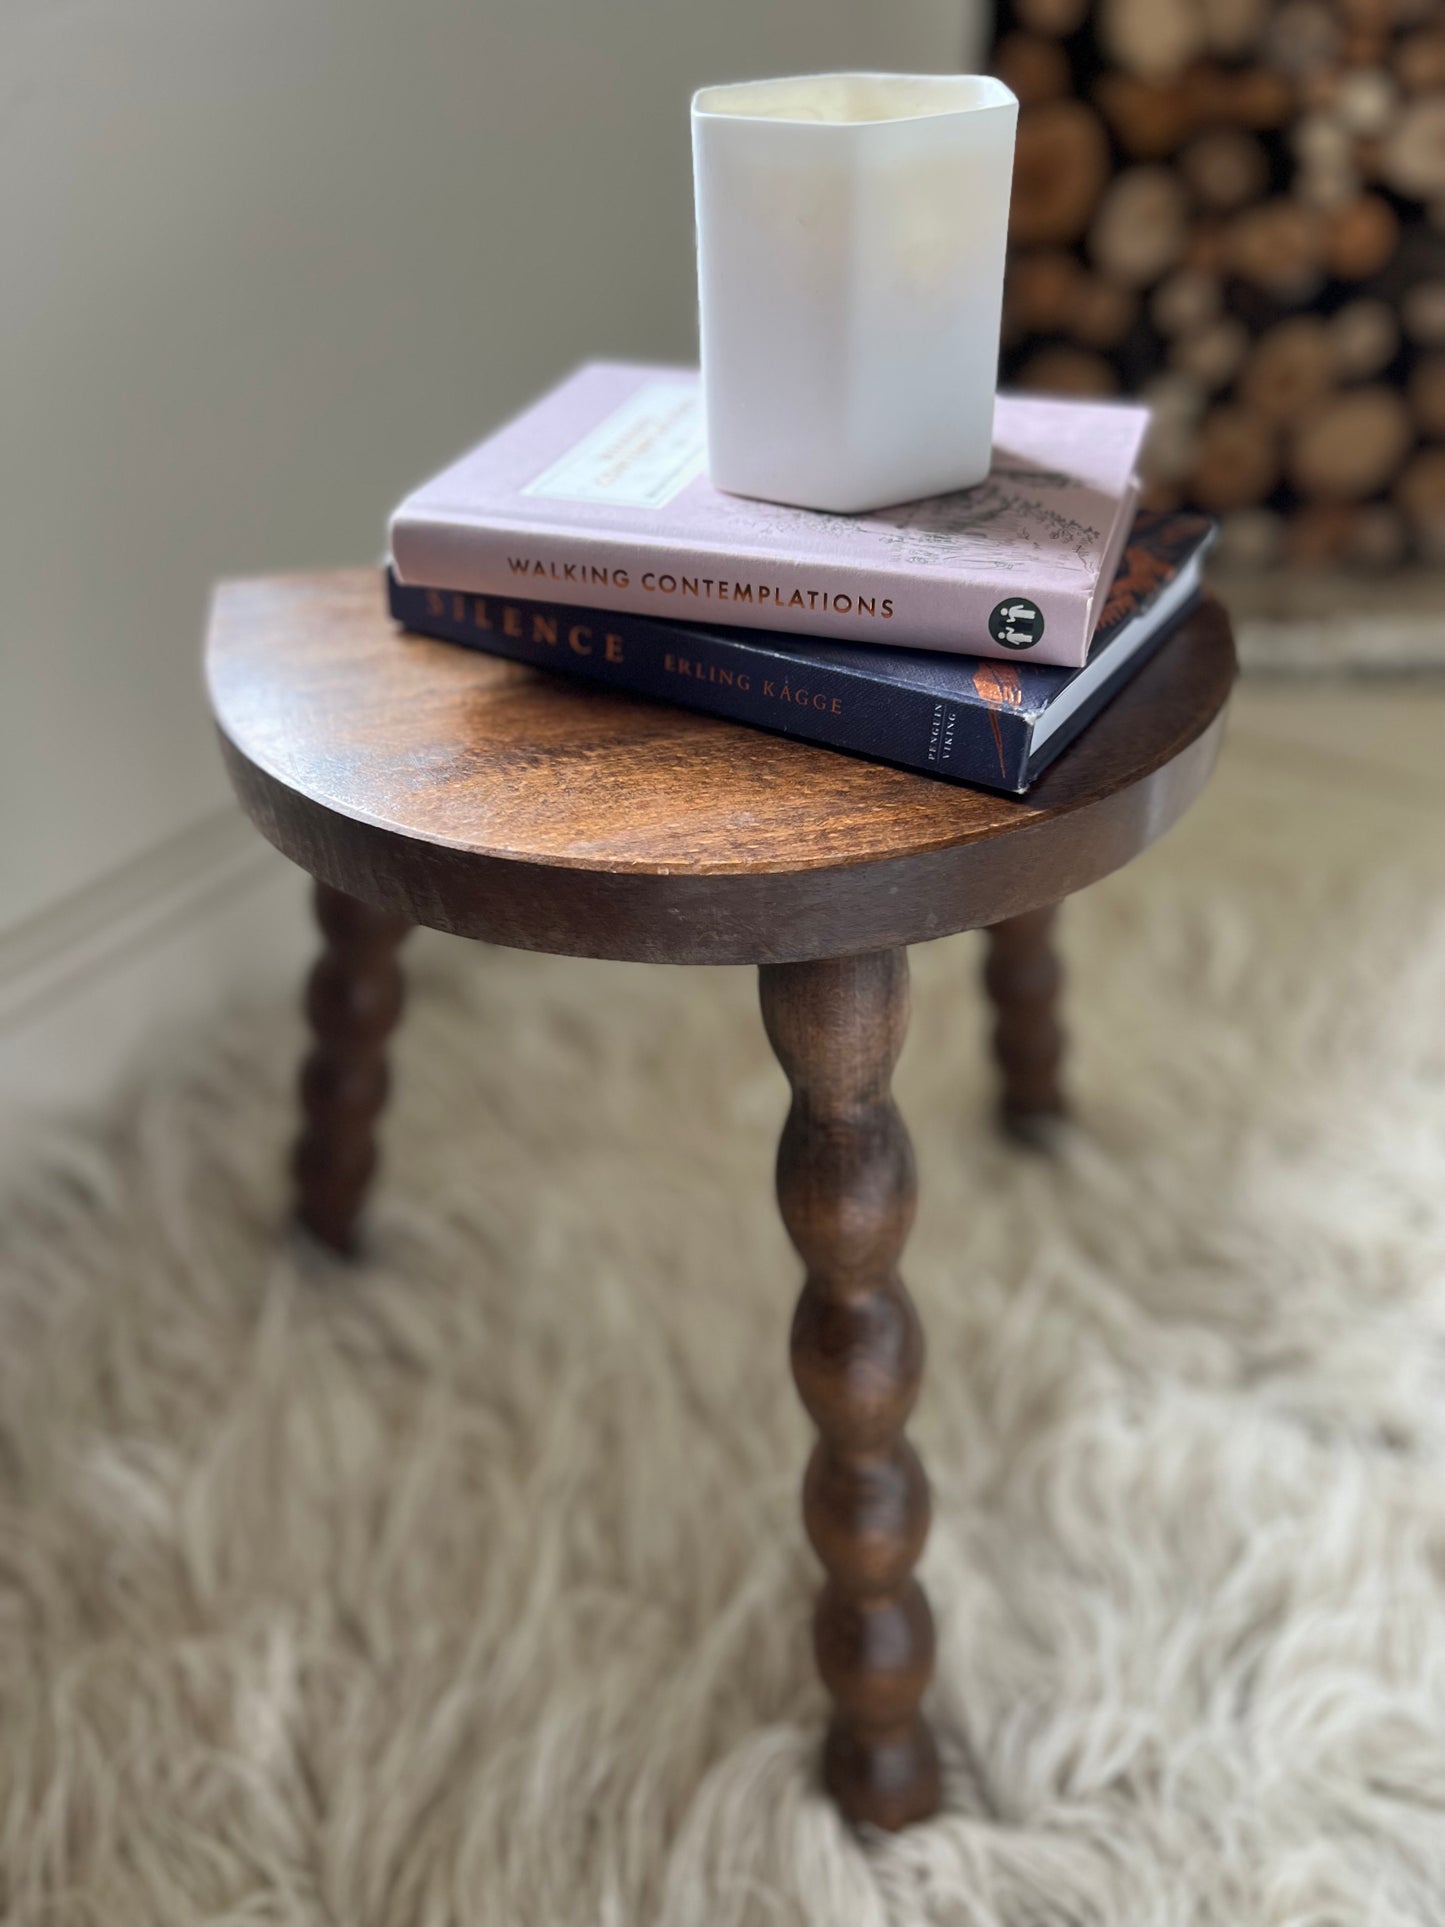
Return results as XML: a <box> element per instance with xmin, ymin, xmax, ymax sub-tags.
<box><xmin>207</xmin><ymin>569</ymin><xmax>1234</xmax><ymax>965</ymax></box>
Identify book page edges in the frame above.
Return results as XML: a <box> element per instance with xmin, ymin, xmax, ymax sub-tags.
<box><xmin>1084</xmin><ymin>473</ymin><xmax>1141</xmax><ymax>650</ymax></box>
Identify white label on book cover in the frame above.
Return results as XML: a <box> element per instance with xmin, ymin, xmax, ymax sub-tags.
<box><xmin>524</xmin><ymin>382</ymin><xmax>705</xmax><ymax>510</ymax></box>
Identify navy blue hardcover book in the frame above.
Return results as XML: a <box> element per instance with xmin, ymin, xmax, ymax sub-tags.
<box><xmin>387</xmin><ymin>510</ymin><xmax>1215</xmax><ymax>792</ymax></box>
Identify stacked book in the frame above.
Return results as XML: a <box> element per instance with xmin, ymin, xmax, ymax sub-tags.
<box><xmin>386</xmin><ymin>362</ymin><xmax>1214</xmax><ymax>793</ymax></box>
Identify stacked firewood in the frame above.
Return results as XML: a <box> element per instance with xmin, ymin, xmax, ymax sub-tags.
<box><xmin>990</xmin><ymin>0</ymin><xmax>1445</xmax><ymax>568</ymax></box>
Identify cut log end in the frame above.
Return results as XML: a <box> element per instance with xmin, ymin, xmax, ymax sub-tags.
<box><xmin>1289</xmin><ymin>386</ymin><xmax>1414</xmax><ymax>501</ymax></box>
<box><xmin>1189</xmin><ymin>406</ymin><xmax>1281</xmax><ymax>511</ymax></box>
<box><xmin>1179</xmin><ymin>129</ymin><xmax>1270</xmax><ymax>209</ymax></box>
<box><xmin>1010</xmin><ymin>101</ymin><xmax>1112</xmax><ymax>247</ymax></box>
<box><xmin>995</xmin><ymin>33</ymin><xmax>1074</xmax><ymax>106</ymax></box>
<box><xmin>1016</xmin><ymin>0</ymin><xmax>1090</xmax><ymax>36</ymax></box>
<box><xmin>1090</xmin><ymin>165</ymin><xmax>1191</xmax><ymax>286</ymax></box>
<box><xmin>1227</xmin><ymin>200</ymin><xmax>1327</xmax><ymax>300</ymax></box>
<box><xmin>1239</xmin><ymin>317</ymin><xmax>1338</xmax><ymax>423</ymax></box>
<box><xmin>1325</xmin><ymin>196</ymin><xmax>1402</xmax><ymax>281</ymax></box>
<box><xmin>1331</xmin><ymin>299</ymin><xmax>1402</xmax><ymax>379</ymax></box>
<box><xmin>1015</xmin><ymin>345</ymin><xmax>1122</xmax><ymax>396</ymax></box>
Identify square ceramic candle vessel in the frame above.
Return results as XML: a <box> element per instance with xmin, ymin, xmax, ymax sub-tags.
<box><xmin>692</xmin><ymin>73</ymin><xmax>1019</xmax><ymax>516</ymax></box>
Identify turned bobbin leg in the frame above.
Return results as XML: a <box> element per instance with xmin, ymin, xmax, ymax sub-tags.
<box><xmin>293</xmin><ymin>881</ymin><xmax>411</xmax><ymax>1255</ymax></box>
<box><xmin>984</xmin><ymin>906</ymin><xmax>1067</xmax><ymax>1145</ymax></box>
<box><xmin>759</xmin><ymin>949</ymin><xmax>940</xmax><ymax>1832</ymax></box>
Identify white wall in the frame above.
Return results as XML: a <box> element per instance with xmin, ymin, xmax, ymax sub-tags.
<box><xmin>0</xmin><ymin>0</ymin><xmax>977</xmax><ymax>1121</ymax></box>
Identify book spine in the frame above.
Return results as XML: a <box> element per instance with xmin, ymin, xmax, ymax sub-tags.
<box><xmin>387</xmin><ymin>517</ymin><xmax>1095</xmax><ymax>668</ymax></box>
<box><xmin>386</xmin><ymin>577</ymin><xmax>1034</xmax><ymax>790</ymax></box>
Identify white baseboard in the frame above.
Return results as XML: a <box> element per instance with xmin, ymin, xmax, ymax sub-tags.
<box><xmin>0</xmin><ymin>810</ymin><xmax>314</xmax><ymax>1137</ymax></box>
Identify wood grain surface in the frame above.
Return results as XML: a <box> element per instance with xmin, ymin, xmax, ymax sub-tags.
<box><xmin>292</xmin><ymin>881</ymin><xmax>411</xmax><ymax>1254</ymax></box>
<box><xmin>207</xmin><ymin>570</ymin><xmax>1234</xmax><ymax>966</ymax></box>
<box><xmin>984</xmin><ymin>905</ymin><xmax>1069</xmax><ymax>1142</ymax></box>
<box><xmin>761</xmin><ymin>951</ymin><xmax>940</xmax><ymax>1830</ymax></box>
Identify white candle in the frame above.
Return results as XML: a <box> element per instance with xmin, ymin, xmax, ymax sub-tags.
<box><xmin>692</xmin><ymin>73</ymin><xmax>1018</xmax><ymax>516</ymax></box>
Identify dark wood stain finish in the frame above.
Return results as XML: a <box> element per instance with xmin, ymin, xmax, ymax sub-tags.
<box><xmin>985</xmin><ymin>907</ymin><xmax>1068</xmax><ymax>1141</ymax></box>
<box><xmin>293</xmin><ymin>881</ymin><xmax>411</xmax><ymax>1254</ymax></box>
<box><xmin>207</xmin><ymin>572</ymin><xmax>1235</xmax><ymax>966</ymax></box>
<box><xmin>760</xmin><ymin>951</ymin><xmax>940</xmax><ymax>1830</ymax></box>
<box><xmin>206</xmin><ymin>567</ymin><xmax>1237</xmax><ymax>1832</ymax></box>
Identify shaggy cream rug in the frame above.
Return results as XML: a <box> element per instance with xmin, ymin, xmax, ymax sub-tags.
<box><xmin>4</xmin><ymin>696</ymin><xmax>1445</xmax><ymax>1926</ymax></box>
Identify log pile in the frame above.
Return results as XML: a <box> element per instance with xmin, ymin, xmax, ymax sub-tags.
<box><xmin>992</xmin><ymin>0</ymin><xmax>1445</xmax><ymax>566</ymax></box>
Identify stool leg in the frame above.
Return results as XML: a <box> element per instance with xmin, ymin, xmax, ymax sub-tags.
<box><xmin>293</xmin><ymin>881</ymin><xmax>411</xmax><ymax>1255</ymax></box>
<box><xmin>759</xmin><ymin>950</ymin><xmax>940</xmax><ymax>1832</ymax></box>
<box><xmin>984</xmin><ymin>906</ymin><xmax>1067</xmax><ymax>1145</ymax></box>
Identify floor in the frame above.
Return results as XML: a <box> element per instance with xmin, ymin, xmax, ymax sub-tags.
<box><xmin>0</xmin><ymin>671</ymin><xmax>1443</xmax><ymax>1926</ymax></box>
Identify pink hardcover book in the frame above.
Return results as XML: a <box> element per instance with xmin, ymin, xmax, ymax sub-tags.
<box><xmin>389</xmin><ymin>362</ymin><xmax>1148</xmax><ymax>668</ymax></box>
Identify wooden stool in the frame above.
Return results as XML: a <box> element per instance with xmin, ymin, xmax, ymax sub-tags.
<box><xmin>207</xmin><ymin>570</ymin><xmax>1234</xmax><ymax>1832</ymax></box>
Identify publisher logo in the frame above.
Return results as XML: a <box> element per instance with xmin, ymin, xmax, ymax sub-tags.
<box><xmin>988</xmin><ymin>597</ymin><xmax>1045</xmax><ymax>651</ymax></box>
